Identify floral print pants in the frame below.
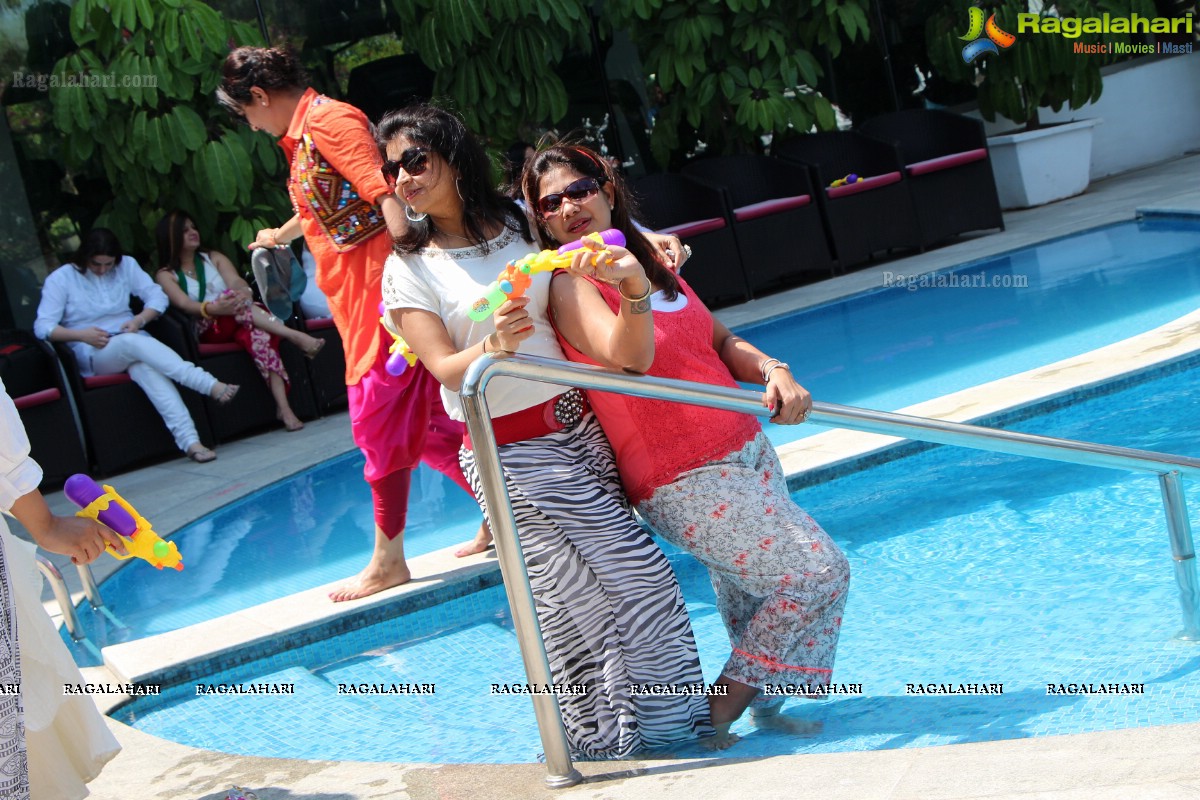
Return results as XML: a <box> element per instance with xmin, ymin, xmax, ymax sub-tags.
<box><xmin>639</xmin><ymin>431</ymin><xmax>850</xmax><ymax>705</ymax></box>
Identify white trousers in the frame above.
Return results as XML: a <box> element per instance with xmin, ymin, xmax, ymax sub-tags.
<box><xmin>90</xmin><ymin>332</ymin><xmax>216</xmax><ymax>452</ymax></box>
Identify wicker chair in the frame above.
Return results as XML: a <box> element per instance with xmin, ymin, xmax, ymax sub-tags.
<box><xmin>627</xmin><ymin>172</ymin><xmax>751</xmax><ymax>308</ymax></box>
<box><xmin>296</xmin><ymin>310</ymin><xmax>347</xmax><ymax>413</ymax></box>
<box><xmin>858</xmin><ymin>109</ymin><xmax>1004</xmax><ymax>247</ymax></box>
<box><xmin>0</xmin><ymin>330</ymin><xmax>87</xmax><ymax>488</ymax></box>
<box><xmin>773</xmin><ymin>131</ymin><xmax>923</xmax><ymax>271</ymax></box>
<box><xmin>682</xmin><ymin>154</ymin><xmax>835</xmax><ymax>294</ymax></box>
<box><xmin>150</xmin><ymin>309</ymin><xmax>285</xmax><ymax>443</ymax></box>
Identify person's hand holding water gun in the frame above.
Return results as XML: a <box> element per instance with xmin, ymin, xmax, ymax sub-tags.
<box><xmin>64</xmin><ymin>474</ymin><xmax>184</xmax><ymax>571</ymax></box>
<box><xmin>9</xmin><ymin>486</ymin><xmax>126</xmax><ymax>566</ymax></box>
<box><xmin>468</xmin><ymin>230</ymin><xmax>626</xmax><ymax>321</ymax></box>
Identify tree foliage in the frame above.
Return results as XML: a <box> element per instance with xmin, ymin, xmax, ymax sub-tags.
<box><xmin>387</xmin><ymin>0</ymin><xmax>592</xmax><ymax>146</ymax></box>
<box><xmin>926</xmin><ymin>0</ymin><xmax>1157</xmax><ymax>129</ymax></box>
<box><xmin>600</xmin><ymin>0</ymin><xmax>872</xmax><ymax>166</ymax></box>
<box><xmin>50</xmin><ymin>0</ymin><xmax>289</xmax><ymax>264</ymax></box>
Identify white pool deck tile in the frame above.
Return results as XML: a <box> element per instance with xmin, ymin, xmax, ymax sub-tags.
<box><xmin>24</xmin><ymin>152</ymin><xmax>1200</xmax><ymax>800</ymax></box>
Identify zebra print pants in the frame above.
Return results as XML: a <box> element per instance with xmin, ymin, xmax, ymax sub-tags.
<box><xmin>460</xmin><ymin>414</ymin><xmax>713</xmax><ymax>758</ymax></box>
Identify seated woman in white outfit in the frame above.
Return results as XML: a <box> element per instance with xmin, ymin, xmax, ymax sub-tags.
<box><xmin>0</xmin><ymin>376</ymin><xmax>124</xmax><ymax>800</ymax></box>
<box><xmin>33</xmin><ymin>228</ymin><xmax>238</xmax><ymax>463</ymax></box>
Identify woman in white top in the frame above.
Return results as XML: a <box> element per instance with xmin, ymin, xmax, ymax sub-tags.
<box><xmin>153</xmin><ymin>210</ymin><xmax>325</xmax><ymax>432</ymax></box>
<box><xmin>0</xmin><ymin>376</ymin><xmax>125</xmax><ymax>799</ymax></box>
<box><xmin>377</xmin><ymin>104</ymin><xmax>714</xmax><ymax>758</ymax></box>
<box><xmin>33</xmin><ymin>228</ymin><xmax>237</xmax><ymax>463</ymax></box>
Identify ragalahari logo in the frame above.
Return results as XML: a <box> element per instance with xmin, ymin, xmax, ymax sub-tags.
<box><xmin>960</xmin><ymin>6</ymin><xmax>1017</xmax><ymax>62</ymax></box>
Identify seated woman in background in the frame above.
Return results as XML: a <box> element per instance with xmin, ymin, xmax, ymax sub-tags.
<box><xmin>527</xmin><ymin>143</ymin><xmax>851</xmax><ymax>748</ymax></box>
<box><xmin>34</xmin><ymin>228</ymin><xmax>236</xmax><ymax>463</ymax></box>
<box><xmin>153</xmin><ymin>210</ymin><xmax>325</xmax><ymax>432</ymax></box>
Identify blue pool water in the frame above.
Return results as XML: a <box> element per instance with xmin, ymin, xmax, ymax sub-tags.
<box><xmin>64</xmin><ymin>454</ymin><xmax>483</xmax><ymax>656</ymax></box>
<box><xmin>118</xmin><ymin>360</ymin><xmax>1200</xmax><ymax>761</ymax></box>
<box><xmin>739</xmin><ymin>216</ymin><xmax>1200</xmax><ymax>448</ymax></box>
<box><xmin>65</xmin><ymin>216</ymin><xmax>1200</xmax><ymax>654</ymax></box>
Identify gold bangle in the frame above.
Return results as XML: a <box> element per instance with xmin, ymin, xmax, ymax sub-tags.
<box><xmin>618</xmin><ymin>277</ymin><xmax>652</xmax><ymax>303</ymax></box>
<box><xmin>199</xmin><ymin>302</ymin><xmax>211</xmax><ymax>319</ymax></box>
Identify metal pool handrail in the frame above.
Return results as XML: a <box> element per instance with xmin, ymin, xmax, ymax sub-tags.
<box><xmin>35</xmin><ymin>555</ymin><xmax>84</xmax><ymax>641</ymax></box>
<box><xmin>459</xmin><ymin>352</ymin><xmax>1200</xmax><ymax>789</ymax></box>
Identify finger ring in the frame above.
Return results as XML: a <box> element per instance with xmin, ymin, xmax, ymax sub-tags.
<box><xmin>682</xmin><ymin>244</ymin><xmax>693</xmax><ymax>258</ymax></box>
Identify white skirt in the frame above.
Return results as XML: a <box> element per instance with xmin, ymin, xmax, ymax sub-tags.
<box><xmin>3</xmin><ymin>528</ymin><xmax>120</xmax><ymax>800</ymax></box>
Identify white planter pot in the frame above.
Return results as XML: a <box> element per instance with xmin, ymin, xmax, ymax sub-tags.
<box><xmin>986</xmin><ymin>118</ymin><xmax>1100</xmax><ymax>209</ymax></box>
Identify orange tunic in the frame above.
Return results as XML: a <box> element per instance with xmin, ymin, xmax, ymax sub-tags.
<box><xmin>280</xmin><ymin>87</ymin><xmax>393</xmax><ymax>385</ymax></box>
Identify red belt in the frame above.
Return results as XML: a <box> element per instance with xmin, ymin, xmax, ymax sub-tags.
<box><xmin>463</xmin><ymin>391</ymin><xmax>589</xmax><ymax>450</ymax></box>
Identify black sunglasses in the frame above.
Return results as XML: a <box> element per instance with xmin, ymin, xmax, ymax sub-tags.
<box><xmin>537</xmin><ymin>176</ymin><xmax>606</xmax><ymax>217</ymax></box>
<box><xmin>382</xmin><ymin>147</ymin><xmax>430</xmax><ymax>185</ymax></box>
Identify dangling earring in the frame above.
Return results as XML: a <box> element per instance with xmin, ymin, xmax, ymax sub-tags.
<box><xmin>456</xmin><ymin>178</ymin><xmax>465</xmax><ymax>202</ymax></box>
<box><xmin>405</xmin><ymin>205</ymin><xmax>427</xmax><ymax>223</ymax></box>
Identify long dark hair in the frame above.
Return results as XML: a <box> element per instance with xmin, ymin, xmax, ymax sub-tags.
<box><xmin>374</xmin><ymin>104</ymin><xmax>529</xmax><ymax>255</ymax></box>
<box><xmin>72</xmin><ymin>228</ymin><xmax>123</xmax><ymax>274</ymax></box>
<box><xmin>217</xmin><ymin>46</ymin><xmax>307</xmax><ymax>114</ymax></box>
<box><xmin>155</xmin><ymin>210</ymin><xmax>207</xmax><ymax>273</ymax></box>
<box><xmin>522</xmin><ymin>143</ymin><xmax>679</xmax><ymax>301</ymax></box>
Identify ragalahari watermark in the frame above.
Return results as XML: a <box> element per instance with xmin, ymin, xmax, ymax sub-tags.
<box><xmin>9</xmin><ymin>71</ymin><xmax>159</xmax><ymax>92</ymax></box>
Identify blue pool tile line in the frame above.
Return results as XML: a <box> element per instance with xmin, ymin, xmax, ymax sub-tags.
<box><xmin>125</xmin><ymin>567</ymin><xmax>505</xmax><ymax>690</ymax></box>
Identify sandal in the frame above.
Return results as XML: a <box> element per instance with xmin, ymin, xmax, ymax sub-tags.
<box><xmin>211</xmin><ymin>382</ymin><xmax>240</xmax><ymax>405</ymax></box>
<box><xmin>186</xmin><ymin>444</ymin><xmax>217</xmax><ymax>463</ymax></box>
<box><xmin>303</xmin><ymin>338</ymin><xmax>326</xmax><ymax>360</ymax></box>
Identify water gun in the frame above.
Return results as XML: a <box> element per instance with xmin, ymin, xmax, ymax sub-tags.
<box><xmin>378</xmin><ymin>301</ymin><xmax>417</xmax><ymax>376</ymax></box>
<box><xmin>830</xmin><ymin>174</ymin><xmax>860</xmax><ymax>188</ymax></box>
<box><xmin>468</xmin><ymin>229</ymin><xmax>626</xmax><ymax>321</ymax></box>
<box><xmin>64</xmin><ymin>474</ymin><xmax>183</xmax><ymax>571</ymax></box>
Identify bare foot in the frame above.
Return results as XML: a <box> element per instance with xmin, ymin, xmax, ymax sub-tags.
<box><xmin>302</xmin><ymin>336</ymin><xmax>326</xmax><ymax>359</ymax></box>
<box><xmin>750</xmin><ymin>707</ymin><xmax>823</xmax><ymax>735</ymax></box>
<box><xmin>701</xmin><ymin>723</ymin><xmax>742</xmax><ymax>751</ymax></box>
<box><xmin>277</xmin><ymin>409</ymin><xmax>304</xmax><ymax>432</ymax></box>
<box><xmin>453</xmin><ymin>521</ymin><xmax>493</xmax><ymax>557</ymax></box>
<box><xmin>329</xmin><ymin>526</ymin><xmax>411</xmax><ymax>602</ymax></box>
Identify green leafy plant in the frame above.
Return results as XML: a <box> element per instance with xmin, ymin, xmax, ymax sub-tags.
<box><xmin>927</xmin><ymin>0</ymin><xmax>1157</xmax><ymax>130</ymax></box>
<box><xmin>388</xmin><ymin>0</ymin><xmax>592</xmax><ymax>147</ymax></box>
<box><xmin>601</xmin><ymin>0</ymin><xmax>872</xmax><ymax>166</ymax></box>
<box><xmin>49</xmin><ymin>0</ymin><xmax>289</xmax><ymax>265</ymax></box>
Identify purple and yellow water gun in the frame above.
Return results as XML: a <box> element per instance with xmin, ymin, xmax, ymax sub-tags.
<box><xmin>64</xmin><ymin>474</ymin><xmax>183</xmax><ymax>571</ymax></box>
<box><xmin>378</xmin><ymin>301</ymin><xmax>418</xmax><ymax>376</ymax></box>
<box><xmin>468</xmin><ymin>229</ymin><xmax>626</xmax><ymax>321</ymax></box>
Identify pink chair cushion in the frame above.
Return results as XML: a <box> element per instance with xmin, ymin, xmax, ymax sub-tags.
<box><xmin>13</xmin><ymin>387</ymin><xmax>60</xmax><ymax>410</ymax></box>
<box><xmin>198</xmin><ymin>342</ymin><xmax>242</xmax><ymax>356</ymax></box>
<box><xmin>826</xmin><ymin>171</ymin><xmax>902</xmax><ymax>199</ymax></box>
<box><xmin>733</xmin><ymin>195</ymin><xmax>812</xmax><ymax>222</ymax></box>
<box><xmin>906</xmin><ymin>148</ymin><xmax>988</xmax><ymax>177</ymax></box>
<box><xmin>659</xmin><ymin>217</ymin><xmax>727</xmax><ymax>238</ymax></box>
<box><xmin>306</xmin><ymin>317</ymin><xmax>337</xmax><ymax>332</ymax></box>
<box><xmin>83</xmin><ymin>373</ymin><xmax>132</xmax><ymax>389</ymax></box>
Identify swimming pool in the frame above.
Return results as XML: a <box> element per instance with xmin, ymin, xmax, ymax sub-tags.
<box><xmin>739</xmin><ymin>216</ymin><xmax>1200</xmax><ymax>448</ymax></box>
<box><xmin>116</xmin><ymin>358</ymin><xmax>1200</xmax><ymax>762</ymax></box>
<box><xmin>65</xmin><ymin>216</ymin><xmax>1200</xmax><ymax>655</ymax></box>
<box><xmin>62</xmin><ymin>453</ymin><xmax>483</xmax><ymax>657</ymax></box>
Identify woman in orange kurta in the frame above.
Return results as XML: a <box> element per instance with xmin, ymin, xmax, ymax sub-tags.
<box><xmin>219</xmin><ymin>47</ymin><xmax>488</xmax><ymax>601</ymax></box>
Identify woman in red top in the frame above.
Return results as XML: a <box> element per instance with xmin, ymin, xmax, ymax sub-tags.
<box><xmin>218</xmin><ymin>47</ymin><xmax>488</xmax><ymax>601</ymax></box>
<box><xmin>530</xmin><ymin>144</ymin><xmax>851</xmax><ymax>748</ymax></box>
